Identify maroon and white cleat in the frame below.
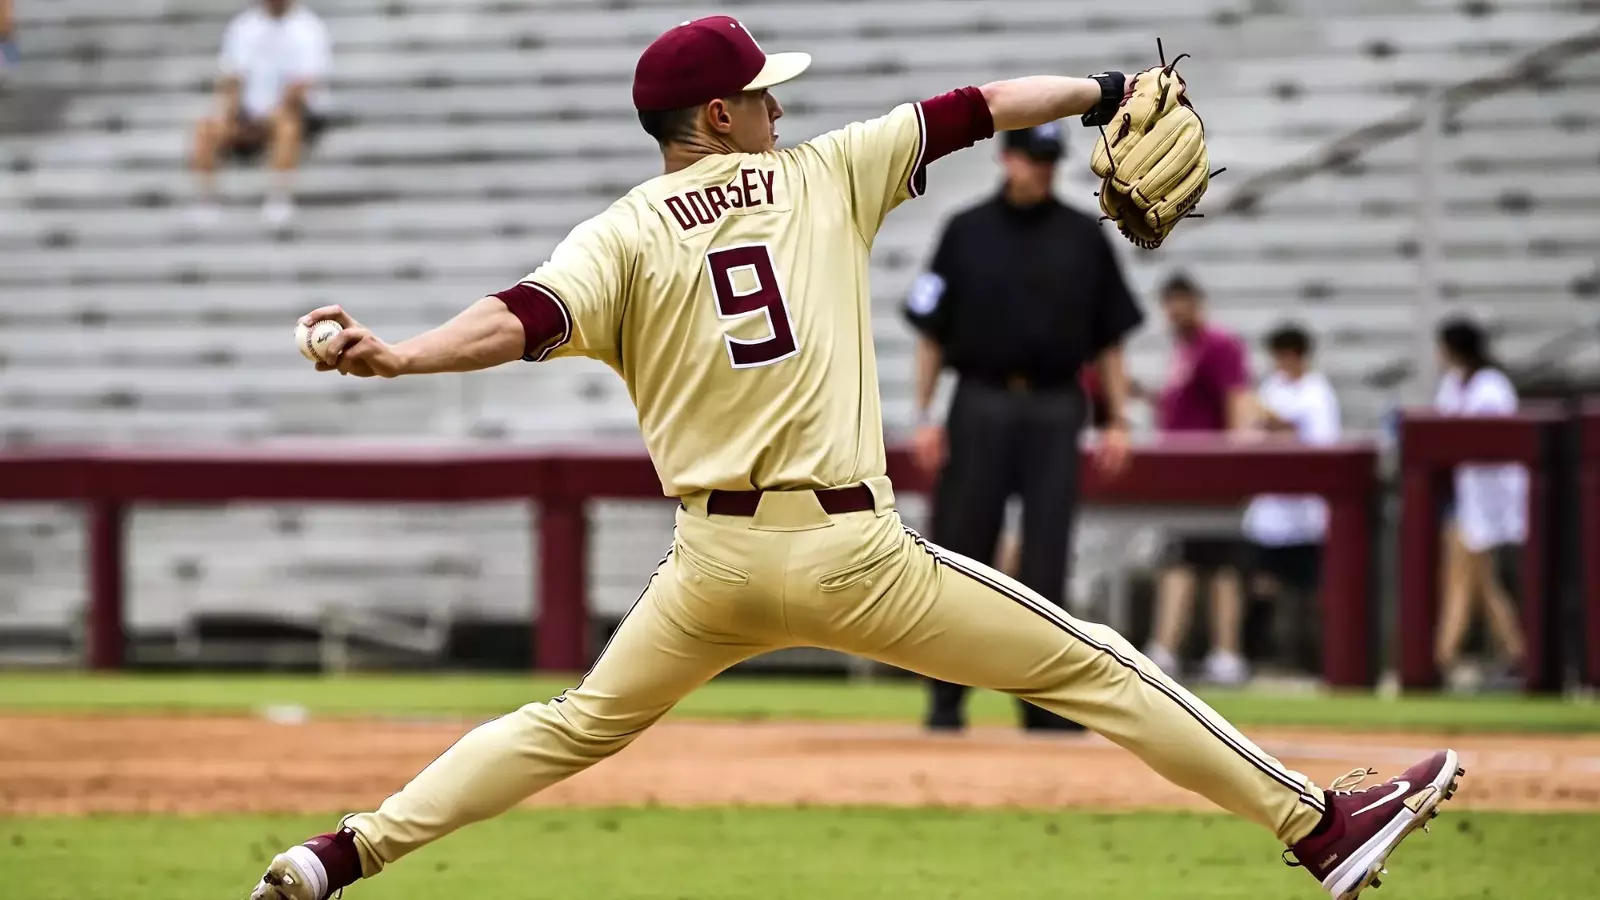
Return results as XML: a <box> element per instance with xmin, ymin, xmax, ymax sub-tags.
<box><xmin>249</xmin><ymin>828</ymin><xmax>364</xmax><ymax>900</ymax></box>
<box><xmin>1288</xmin><ymin>749</ymin><xmax>1465</xmax><ymax>899</ymax></box>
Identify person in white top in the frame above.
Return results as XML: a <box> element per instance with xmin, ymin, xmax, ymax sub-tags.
<box><xmin>1241</xmin><ymin>325</ymin><xmax>1340</xmax><ymax>675</ymax></box>
<box><xmin>190</xmin><ymin>0</ymin><xmax>332</xmax><ymax>227</ymax></box>
<box><xmin>1432</xmin><ymin>318</ymin><xmax>1526</xmax><ymax>685</ymax></box>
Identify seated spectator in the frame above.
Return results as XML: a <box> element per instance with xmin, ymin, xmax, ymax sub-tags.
<box><xmin>1239</xmin><ymin>324</ymin><xmax>1340</xmax><ymax>671</ymax></box>
<box><xmin>191</xmin><ymin>0</ymin><xmax>332</xmax><ymax>227</ymax></box>
<box><xmin>0</xmin><ymin>0</ymin><xmax>16</xmax><ymax>74</ymax></box>
<box><xmin>1433</xmin><ymin>317</ymin><xmax>1526</xmax><ymax>689</ymax></box>
<box><xmin>1140</xmin><ymin>273</ymin><xmax>1253</xmax><ymax>685</ymax></box>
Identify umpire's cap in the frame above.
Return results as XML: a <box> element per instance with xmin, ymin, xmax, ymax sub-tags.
<box><xmin>1002</xmin><ymin>121</ymin><xmax>1066</xmax><ymax>162</ymax></box>
<box><xmin>633</xmin><ymin>16</ymin><xmax>812</xmax><ymax>112</ymax></box>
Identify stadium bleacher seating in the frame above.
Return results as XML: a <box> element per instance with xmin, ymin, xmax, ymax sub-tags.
<box><xmin>1</xmin><ymin>0</ymin><xmax>1595</xmax><ymax>662</ymax></box>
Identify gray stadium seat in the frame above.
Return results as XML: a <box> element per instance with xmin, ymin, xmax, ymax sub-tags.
<box><xmin>1</xmin><ymin>0</ymin><xmax>1593</xmax><ymax>657</ymax></box>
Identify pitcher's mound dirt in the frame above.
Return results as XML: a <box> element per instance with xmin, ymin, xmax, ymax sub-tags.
<box><xmin>3</xmin><ymin>715</ymin><xmax>1598</xmax><ymax>816</ymax></box>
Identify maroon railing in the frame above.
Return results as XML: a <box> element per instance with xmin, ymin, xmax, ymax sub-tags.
<box><xmin>0</xmin><ymin>440</ymin><xmax>1380</xmax><ymax>686</ymax></box>
<box><xmin>1581</xmin><ymin>406</ymin><xmax>1600</xmax><ymax>687</ymax></box>
<box><xmin>1396</xmin><ymin>412</ymin><xmax>1564</xmax><ymax>693</ymax></box>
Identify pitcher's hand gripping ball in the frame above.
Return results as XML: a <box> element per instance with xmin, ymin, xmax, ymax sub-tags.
<box><xmin>295</xmin><ymin>319</ymin><xmax>343</xmax><ymax>363</ymax></box>
<box><xmin>1084</xmin><ymin>42</ymin><xmax>1217</xmax><ymax>250</ymax></box>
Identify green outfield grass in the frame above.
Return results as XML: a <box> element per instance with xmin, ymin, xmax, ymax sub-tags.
<box><xmin>3</xmin><ymin>808</ymin><xmax>1594</xmax><ymax>900</ymax></box>
<box><xmin>0</xmin><ymin>671</ymin><xmax>1595</xmax><ymax>732</ymax></box>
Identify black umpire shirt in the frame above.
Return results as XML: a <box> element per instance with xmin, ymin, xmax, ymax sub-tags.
<box><xmin>904</xmin><ymin>193</ymin><xmax>1144</xmax><ymax>387</ymax></box>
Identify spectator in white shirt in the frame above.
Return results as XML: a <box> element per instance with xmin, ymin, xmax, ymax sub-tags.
<box><xmin>190</xmin><ymin>0</ymin><xmax>332</xmax><ymax>227</ymax></box>
<box><xmin>1240</xmin><ymin>325</ymin><xmax>1340</xmax><ymax>673</ymax></box>
<box><xmin>1432</xmin><ymin>318</ymin><xmax>1526</xmax><ymax>685</ymax></box>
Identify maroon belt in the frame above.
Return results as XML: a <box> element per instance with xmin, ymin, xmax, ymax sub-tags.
<box><xmin>705</xmin><ymin>484</ymin><xmax>875</xmax><ymax>517</ymax></box>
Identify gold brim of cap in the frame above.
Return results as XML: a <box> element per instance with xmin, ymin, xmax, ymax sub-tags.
<box><xmin>744</xmin><ymin>51</ymin><xmax>812</xmax><ymax>91</ymax></box>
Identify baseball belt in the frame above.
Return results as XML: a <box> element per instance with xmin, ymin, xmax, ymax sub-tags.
<box><xmin>705</xmin><ymin>484</ymin><xmax>875</xmax><ymax>517</ymax></box>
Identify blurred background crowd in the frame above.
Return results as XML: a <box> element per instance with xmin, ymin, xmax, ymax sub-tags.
<box><xmin>0</xmin><ymin>0</ymin><xmax>1596</xmax><ymax>704</ymax></box>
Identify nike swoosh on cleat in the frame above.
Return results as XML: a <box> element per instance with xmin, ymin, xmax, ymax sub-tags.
<box><xmin>1351</xmin><ymin>780</ymin><xmax>1411</xmax><ymax>817</ymax></box>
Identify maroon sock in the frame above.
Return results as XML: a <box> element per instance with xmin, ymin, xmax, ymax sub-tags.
<box><xmin>303</xmin><ymin>828</ymin><xmax>364</xmax><ymax>896</ymax></box>
<box><xmin>1305</xmin><ymin>792</ymin><xmax>1337</xmax><ymax>839</ymax></box>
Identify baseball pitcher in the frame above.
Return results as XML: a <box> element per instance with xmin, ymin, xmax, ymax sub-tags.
<box><xmin>250</xmin><ymin>17</ymin><xmax>1461</xmax><ymax>900</ymax></box>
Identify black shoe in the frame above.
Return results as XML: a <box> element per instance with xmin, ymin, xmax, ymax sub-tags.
<box><xmin>925</xmin><ymin>712</ymin><xmax>966</xmax><ymax>733</ymax></box>
<box><xmin>1024</xmin><ymin>718</ymin><xmax>1087</xmax><ymax>733</ymax></box>
<box><xmin>1019</xmin><ymin>703</ymin><xmax>1086</xmax><ymax>732</ymax></box>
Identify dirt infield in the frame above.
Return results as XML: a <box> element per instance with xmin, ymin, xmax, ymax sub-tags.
<box><xmin>4</xmin><ymin>714</ymin><xmax>1599</xmax><ymax>817</ymax></box>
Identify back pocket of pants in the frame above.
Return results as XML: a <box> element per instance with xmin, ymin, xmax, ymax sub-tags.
<box><xmin>675</xmin><ymin>540</ymin><xmax>751</xmax><ymax>587</ymax></box>
<box><xmin>819</xmin><ymin>544</ymin><xmax>901</xmax><ymax>593</ymax></box>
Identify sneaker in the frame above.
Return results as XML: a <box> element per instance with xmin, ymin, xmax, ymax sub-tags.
<box><xmin>1144</xmin><ymin>643</ymin><xmax>1179</xmax><ymax>675</ymax></box>
<box><xmin>262</xmin><ymin>193</ymin><xmax>297</xmax><ymax>228</ymax></box>
<box><xmin>1202</xmin><ymin>649</ymin><xmax>1250</xmax><ymax>686</ymax></box>
<box><xmin>1480</xmin><ymin>660</ymin><xmax>1523</xmax><ymax>693</ymax></box>
<box><xmin>1287</xmin><ymin>750</ymin><xmax>1465</xmax><ymax>899</ymax></box>
<box><xmin>250</xmin><ymin>828</ymin><xmax>364</xmax><ymax>900</ymax></box>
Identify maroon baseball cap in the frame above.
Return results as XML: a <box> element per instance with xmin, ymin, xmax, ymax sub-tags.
<box><xmin>632</xmin><ymin>16</ymin><xmax>811</xmax><ymax>112</ymax></box>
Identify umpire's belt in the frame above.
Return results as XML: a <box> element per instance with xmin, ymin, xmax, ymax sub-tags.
<box><xmin>706</xmin><ymin>484</ymin><xmax>876</xmax><ymax>517</ymax></box>
<box><xmin>965</xmin><ymin>372</ymin><xmax>1077</xmax><ymax>394</ymax></box>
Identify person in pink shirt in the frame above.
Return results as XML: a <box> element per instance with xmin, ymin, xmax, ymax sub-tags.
<box><xmin>1142</xmin><ymin>273</ymin><xmax>1255</xmax><ymax>684</ymax></box>
<box><xmin>1155</xmin><ymin>274</ymin><xmax>1251</xmax><ymax>432</ymax></box>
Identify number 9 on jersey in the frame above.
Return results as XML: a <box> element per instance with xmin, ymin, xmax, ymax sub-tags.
<box><xmin>706</xmin><ymin>244</ymin><xmax>799</xmax><ymax>369</ymax></box>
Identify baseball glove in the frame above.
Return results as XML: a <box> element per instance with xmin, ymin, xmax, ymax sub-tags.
<box><xmin>1087</xmin><ymin>47</ymin><xmax>1215</xmax><ymax>250</ymax></box>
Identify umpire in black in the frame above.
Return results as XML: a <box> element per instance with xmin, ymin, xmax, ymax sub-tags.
<box><xmin>903</xmin><ymin>122</ymin><xmax>1144</xmax><ymax>733</ymax></box>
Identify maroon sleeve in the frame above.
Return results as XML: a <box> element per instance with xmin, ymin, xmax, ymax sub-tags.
<box><xmin>911</xmin><ymin>86</ymin><xmax>994</xmax><ymax>196</ymax></box>
<box><xmin>1207</xmin><ymin>334</ymin><xmax>1251</xmax><ymax>393</ymax></box>
<box><xmin>492</xmin><ymin>282</ymin><xmax>572</xmax><ymax>362</ymax></box>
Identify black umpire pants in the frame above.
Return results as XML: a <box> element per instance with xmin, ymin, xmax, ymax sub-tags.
<box><xmin>926</xmin><ymin>376</ymin><xmax>1088</xmax><ymax>732</ymax></box>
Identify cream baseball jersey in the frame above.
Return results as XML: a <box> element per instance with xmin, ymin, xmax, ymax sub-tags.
<box><xmin>499</xmin><ymin>90</ymin><xmax>989</xmax><ymax>497</ymax></box>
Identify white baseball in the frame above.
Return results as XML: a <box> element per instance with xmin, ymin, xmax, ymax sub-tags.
<box><xmin>295</xmin><ymin>319</ymin><xmax>343</xmax><ymax>363</ymax></box>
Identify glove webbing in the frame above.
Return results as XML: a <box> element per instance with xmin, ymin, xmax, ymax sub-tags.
<box><xmin>1094</xmin><ymin>39</ymin><xmax>1226</xmax><ymax>243</ymax></box>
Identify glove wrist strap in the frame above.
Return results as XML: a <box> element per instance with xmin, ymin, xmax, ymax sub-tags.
<box><xmin>1081</xmin><ymin>71</ymin><xmax>1125</xmax><ymax>128</ymax></box>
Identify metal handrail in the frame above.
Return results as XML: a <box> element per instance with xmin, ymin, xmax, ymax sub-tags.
<box><xmin>1203</xmin><ymin>25</ymin><xmax>1600</xmax><ymax>393</ymax></box>
<box><xmin>1220</xmin><ymin>26</ymin><xmax>1600</xmax><ymax>216</ymax></box>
